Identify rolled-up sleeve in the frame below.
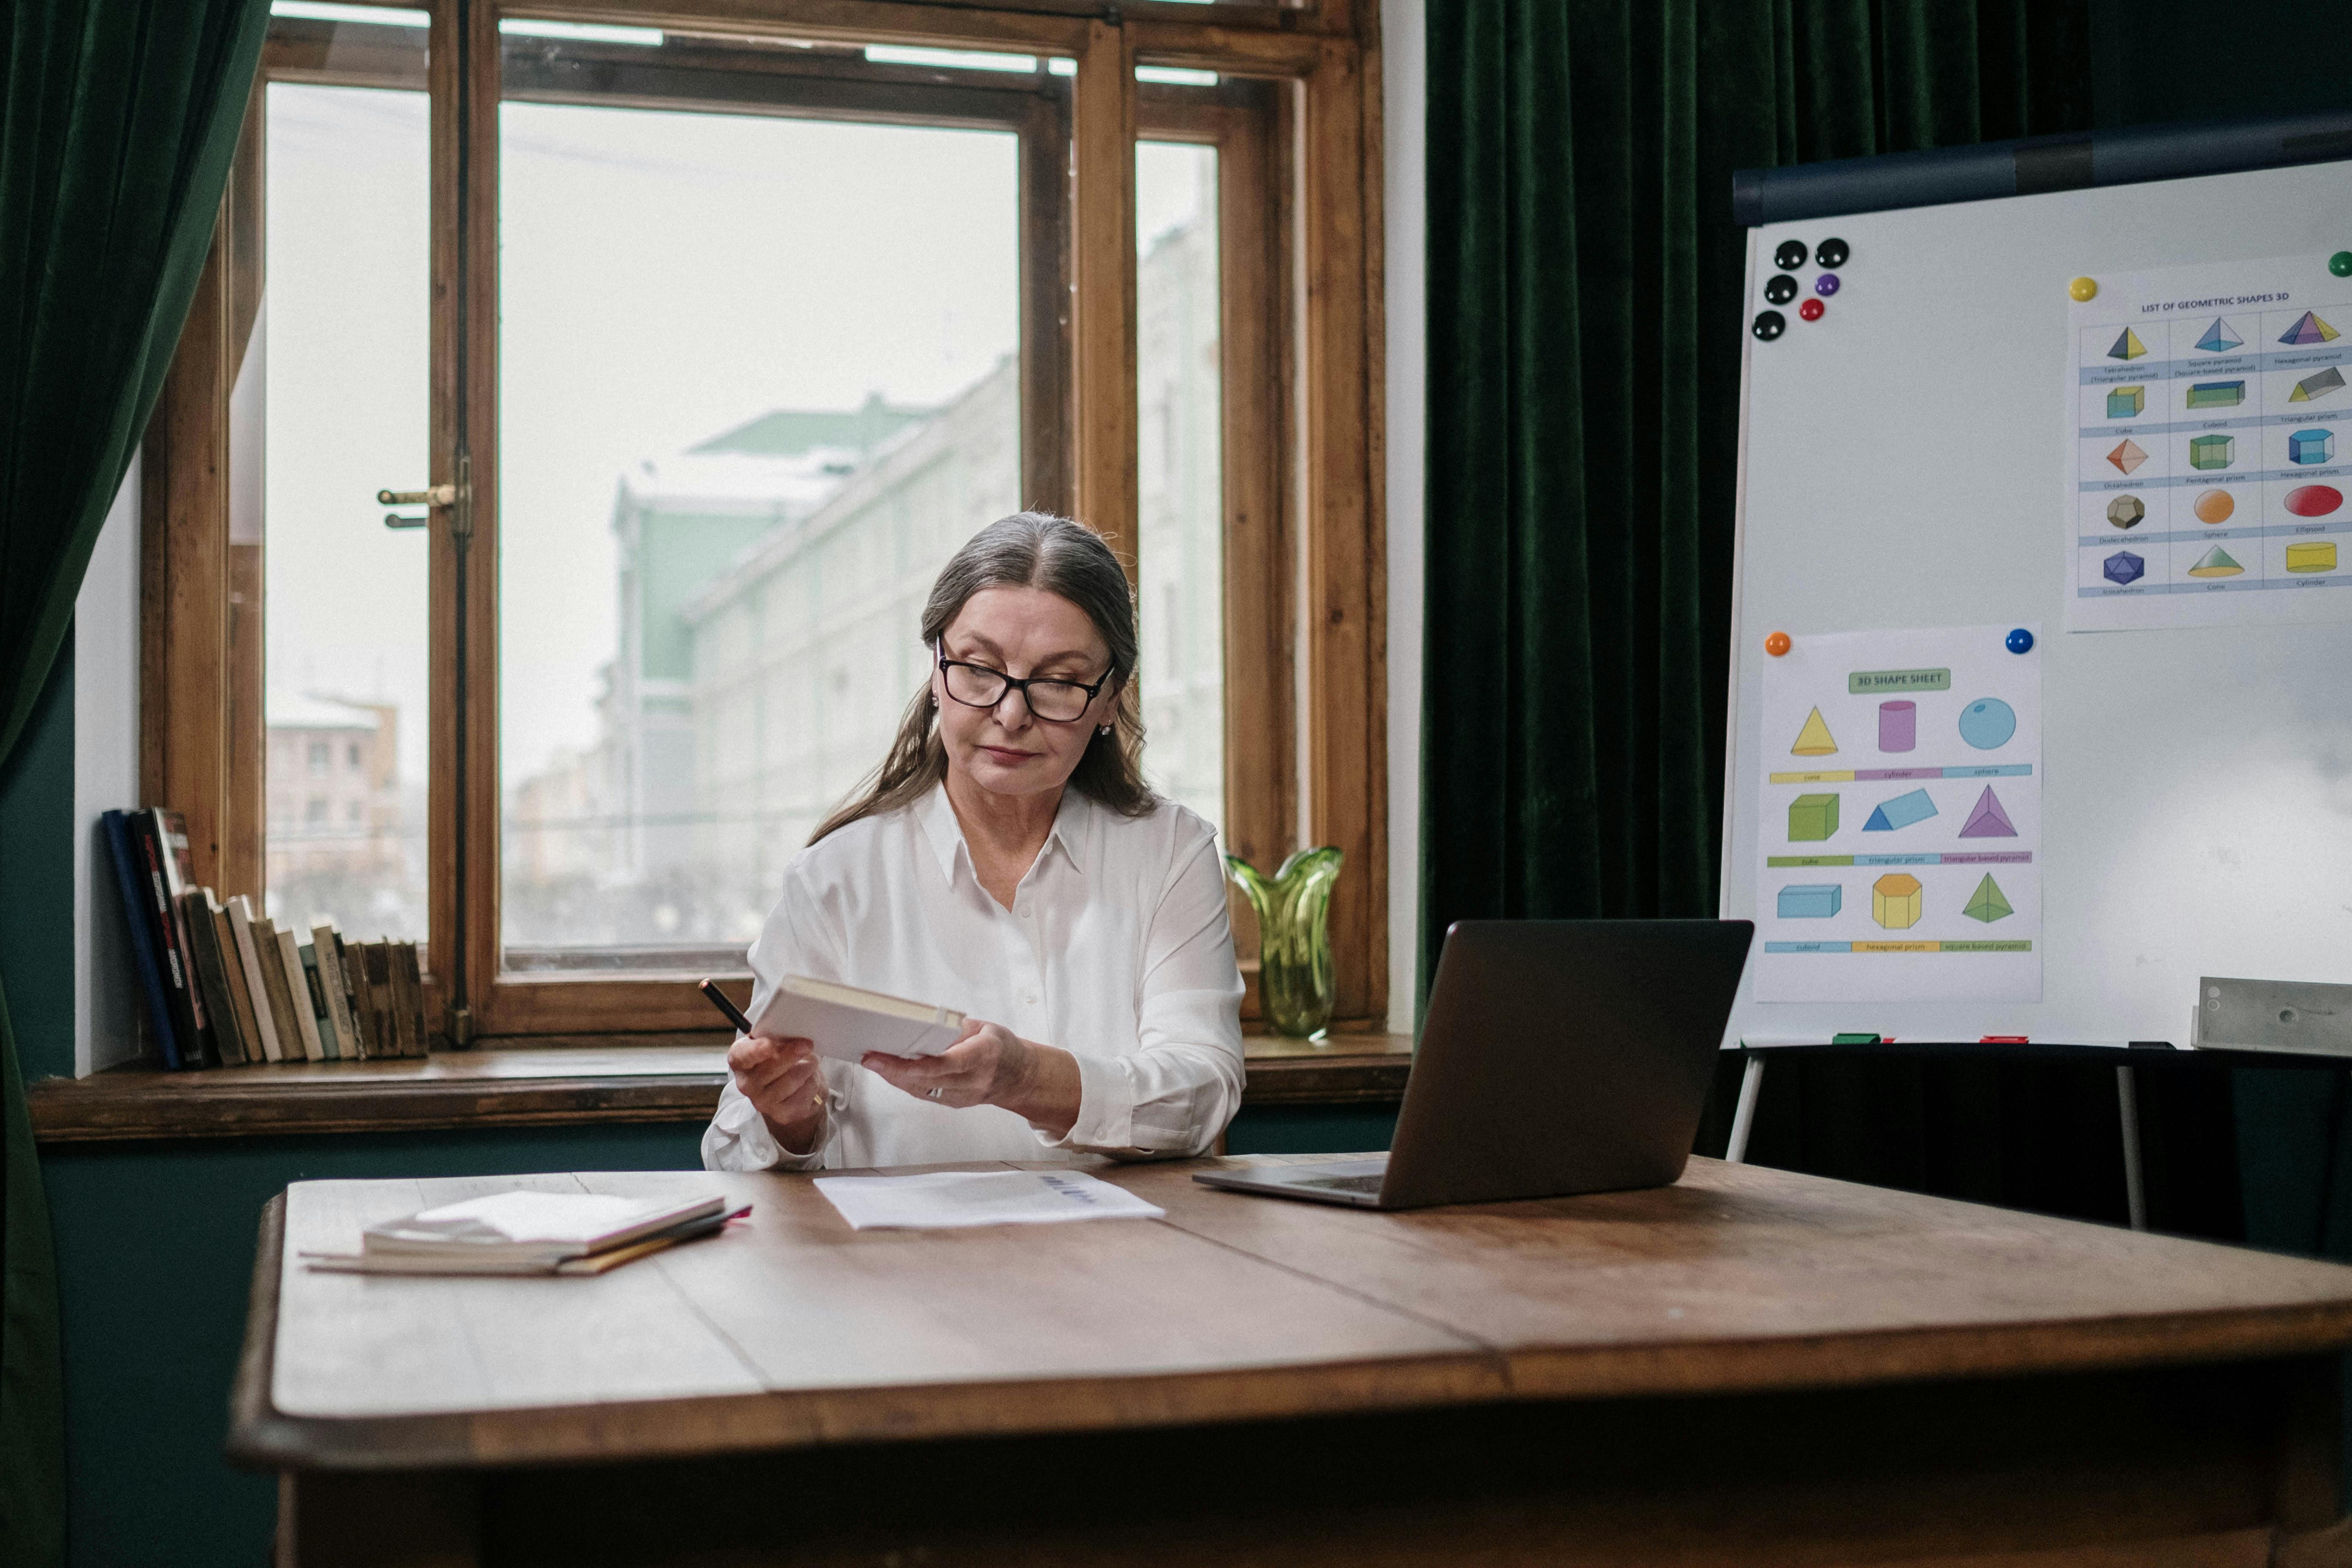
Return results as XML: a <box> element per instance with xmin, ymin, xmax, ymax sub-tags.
<box><xmin>701</xmin><ymin>866</ymin><xmax>844</xmax><ymax>1173</ymax></box>
<box><xmin>1046</xmin><ymin>827</ymin><xmax>1245</xmax><ymax>1159</ymax></box>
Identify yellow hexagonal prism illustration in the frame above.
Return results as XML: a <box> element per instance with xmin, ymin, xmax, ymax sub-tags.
<box><xmin>1871</xmin><ymin>872</ymin><xmax>1923</xmax><ymax>930</ymax></box>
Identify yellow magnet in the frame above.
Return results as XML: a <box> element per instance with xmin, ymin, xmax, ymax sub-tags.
<box><xmin>2069</xmin><ymin>276</ymin><xmax>2098</xmax><ymax>302</ymax></box>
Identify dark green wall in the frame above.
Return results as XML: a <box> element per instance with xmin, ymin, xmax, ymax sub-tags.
<box><xmin>2091</xmin><ymin>0</ymin><xmax>2352</xmax><ymax>130</ymax></box>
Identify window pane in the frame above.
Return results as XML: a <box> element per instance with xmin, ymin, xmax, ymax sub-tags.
<box><xmin>497</xmin><ymin>42</ymin><xmax>1022</xmax><ymax>969</ymax></box>
<box><xmin>264</xmin><ymin>72</ymin><xmax>432</xmax><ymax>942</ymax></box>
<box><xmin>1136</xmin><ymin>141</ymin><xmax>1224</xmax><ymax>833</ymax></box>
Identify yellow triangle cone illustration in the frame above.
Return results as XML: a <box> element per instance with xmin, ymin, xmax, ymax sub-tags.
<box><xmin>1791</xmin><ymin>706</ymin><xmax>1838</xmax><ymax>756</ymax></box>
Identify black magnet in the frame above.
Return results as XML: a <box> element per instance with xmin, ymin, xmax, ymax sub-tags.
<box><xmin>1752</xmin><ymin>310</ymin><xmax>1787</xmax><ymax>341</ymax></box>
<box><xmin>1815</xmin><ymin>237</ymin><xmax>1849</xmax><ymax>268</ymax></box>
<box><xmin>1773</xmin><ymin>239</ymin><xmax>1808</xmax><ymax>270</ymax></box>
<box><xmin>1764</xmin><ymin>274</ymin><xmax>1798</xmax><ymax>305</ymax></box>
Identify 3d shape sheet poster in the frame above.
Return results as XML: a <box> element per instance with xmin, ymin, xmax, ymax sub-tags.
<box><xmin>1755</xmin><ymin>625</ymin><xmax>2042</xmax><ymax>1004</ymax></box>
<box><xmin>2070</xmin><ymin>253</ymin><xmax>2352</xmax><ymax>632</ymax></box>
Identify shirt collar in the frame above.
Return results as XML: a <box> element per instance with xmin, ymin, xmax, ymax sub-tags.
<box><xmin>915</xmin><ymin>781</ymin><xmax>1094</xmax><ymax>886</ymax></box>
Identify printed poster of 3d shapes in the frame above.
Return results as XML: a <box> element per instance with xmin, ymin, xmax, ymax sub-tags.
<box><xmin>1755</xmin><ymin>624</ymin><xmax>2042</xmax><ymax>1004</ymax></box>
<box><xmin>2070</xmin><ymin>252</ymin><xmax>2352</xmax><ymax>631</ymax></box>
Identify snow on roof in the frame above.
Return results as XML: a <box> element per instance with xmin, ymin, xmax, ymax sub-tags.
<box><xmin>267</xmin><ymin>691</ymin><xmax>384</xmax><ymax>731</ymax></box>
<box><xmin>618</xmin><ymin>445</ymin><xmax>868</xmax><ymax>516</ymax></box>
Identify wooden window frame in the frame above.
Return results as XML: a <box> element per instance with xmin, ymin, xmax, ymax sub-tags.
<box><xmin>140</xmin><ymin>0</ymin><xmax>1386</xmax><ymax>1051</ymax></box>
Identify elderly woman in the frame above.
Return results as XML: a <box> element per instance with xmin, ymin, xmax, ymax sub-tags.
<box><xmin>702</xmin><ymin>512</ymin><xmax>1245</xmax><ymax>1171</ymax></box>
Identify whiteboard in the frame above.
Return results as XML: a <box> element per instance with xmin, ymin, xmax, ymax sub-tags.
<box><xmin>1722</xmin><ymin>158</ymin><xmax>2352</xmax><ymax>1048</ymax></box>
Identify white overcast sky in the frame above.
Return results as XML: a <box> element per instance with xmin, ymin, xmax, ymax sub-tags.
<box><xmin>265</xmin><ymin>79</ymin><xmax>1209</xmax><ymax>785</ymax></box>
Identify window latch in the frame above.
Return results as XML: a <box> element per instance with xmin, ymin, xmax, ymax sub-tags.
<box><xmin>377</xmin><ymin>456</ymin><xmax>473</xmax><ymax>542</ymax></box>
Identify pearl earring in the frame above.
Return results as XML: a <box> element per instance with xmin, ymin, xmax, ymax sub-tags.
<box><xmin>1098</xmin><ymin>724</ymin><xmax>1113</xmax><ymax>736</ymax></box>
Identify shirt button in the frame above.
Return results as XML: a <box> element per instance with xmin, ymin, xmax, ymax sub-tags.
<box><xmin>1024</xmin><ymin>994</ymin><xmax>1039</xmax><ymax>1006</ymax></box>
<box><xmin>1020</xmin><ymin>908</ymin><xmax>1033</xmax><ymax>919</ymax></box>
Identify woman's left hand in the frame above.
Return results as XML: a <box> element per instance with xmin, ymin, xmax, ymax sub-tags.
<box><xmin>863</xmin><ymin>1019</ymin><xmax>1080</xmax><ymax>1137</ymax></box>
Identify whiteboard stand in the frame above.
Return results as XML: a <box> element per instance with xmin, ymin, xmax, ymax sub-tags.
<box><xmin>2116</xmin><ymin>1067</ymin><xmax>2148</xmax><ymax>1231</ymax></box>
<box><xmin>1721</xmin><ymin>1046</ymin><xmax>2151</xmax><ymax>1232</ymax></box>
<box><xmin>1724</xmin><ymin>1053</ymin><xmax>1767</xmax><ymax>1165</ymax></box>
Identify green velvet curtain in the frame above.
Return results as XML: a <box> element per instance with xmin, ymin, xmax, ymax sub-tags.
<box><xmin>1</xmin><ymin>3</ymin><xmax>271</xmax><ymax>1561</ymax></box>
<box><xmin>1420</xmin><ymin>0</ymin><xmax>2090</xmax><ymax>980</ymax></box>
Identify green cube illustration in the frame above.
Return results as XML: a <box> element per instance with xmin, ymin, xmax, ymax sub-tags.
<box><xmin>2189</xmin><ymin>433</ymin><xmax>2235</xmax><ymax>470</ymax></box>
<box><xmin>2106</xmin><ymin>384</ymin><xmax>2143</xmax><ymax>418</ymax></box>
<box><xmin>1788</xmin><ymin>793</ymin><xmax>1839</xmax><ymax>842</ymax></box>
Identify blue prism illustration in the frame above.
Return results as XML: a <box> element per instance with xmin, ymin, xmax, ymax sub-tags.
<box><xmin>1776</xmin><ymin>884</ymin><xmax>1843</xmax><ymax>920</ymax></box>
<box><xmin>1861</xmin><ymin>787</ymin><xmax>1938</xmax><ymax>832</ymax></box>
<box><xmin>2289</xmin><ymin>428</ymin><xmax>2335</xmax><ymax>466</ymax></box>
<box><xmin>2194</xmin><ymin>317</ymin><xmax>2242</xmax><ymax>353</ymax></box>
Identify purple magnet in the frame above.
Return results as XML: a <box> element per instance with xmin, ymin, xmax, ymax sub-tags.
<box><xmin>1878</xmin><ymin>700</ymin><xmax>1916</xmax><ymax>753</ymax></box>
<box><xmin>1815</xmin><ymin>273</ymin><xmax>1841</xmax><ymax>296</ymax></box>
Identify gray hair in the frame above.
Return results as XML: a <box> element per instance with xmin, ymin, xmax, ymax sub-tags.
<box><xmin>808</xmin><ymin>512</ymin><xmax>1152</xmax><ymax>843</ymax></box>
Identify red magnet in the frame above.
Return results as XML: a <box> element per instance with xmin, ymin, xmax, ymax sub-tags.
<box><xmin>1798</xmin><ymin>297</ymin><xmax>1825</xmax><ymax>321</ymax></box>
<box><xmin>1764</xmin><ymin>631</ymin><xmax>1791</xmax><ymax>657</ymax></box>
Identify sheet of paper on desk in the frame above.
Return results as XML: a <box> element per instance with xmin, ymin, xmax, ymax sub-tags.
<box><xmin>815</xmin><ymin>1170</ymin><xmax>1165</xmax><ymax>1230</ymax></box>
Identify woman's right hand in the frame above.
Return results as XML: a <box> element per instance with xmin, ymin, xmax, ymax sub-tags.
<box><xmin>728</xmin><ymin>1033</ymin><xmax>826</xmax><ymax>1155</ymax></box>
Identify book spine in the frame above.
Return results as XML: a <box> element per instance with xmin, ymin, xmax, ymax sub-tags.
<box><xmin>228</xmin><ymin>901</ymin><xmax>285</xmax><ymax>1063</ymax></box>
<box><xmin>138</xmin><ymin>808</ymin><xmax>216</xmax><ymax>1066</ymax></box>
<box><xmin>273</xmin><ymin>925</ymin><xmax>326</xmax><ymax>1061</ymax></box>
<box><xmin>253</xmin><ymin>921</ymin><xmax>307</xmax><ymax>1063</ymax></box>
<box><xmin>392</xmin><ymin>942</ymin><xmax>426</xmax><ymax>1056</ymax></box>
<box><xmin>299</xmin><ymin>944</ymin><xmax>340</xmax><ymax>1060</ymax></box>
<box><xmin>311</xmin><ymin>926</ymin><xmax>357</xmax><ymax>1061</ymax></box>
<box><xmin>333</xmin><ymin>933</ymin><xmax>372</xmax><ymax>1058</ymax></box>
<box><xmin>101</xmin><ymin>812</ymin><xmax>183</xmax><ymax>1068</ymax></box>
<box><xmin>213</xmin><ymin>899</ymin><xmax>263</xmax><ymax>1066</ymax></box>
<box><xmin>363</xmin><ymin>943</ymin><xmax>398</xmax><ymax>1058</ymax></box>
<box><xmin>179</xmin><ymin>890</ymin><xmax>242</xmax><ymax>1067</ymax></box>
<box><xmin>127</xmin><ymin>814</ymin><xmax>205</xmax><ymax>1067</ymax></box>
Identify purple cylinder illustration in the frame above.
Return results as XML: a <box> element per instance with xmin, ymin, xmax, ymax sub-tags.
<box><xmin>1878</xmin><ymin>700</ymin><xmax>1917</xmax><ymax>753</ymax></box>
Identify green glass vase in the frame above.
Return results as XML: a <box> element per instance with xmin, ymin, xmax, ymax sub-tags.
<box><xmin>1226</xmin><ymin>847</ymin><xmax>1344</xmax><ymax>1039</ymax></box>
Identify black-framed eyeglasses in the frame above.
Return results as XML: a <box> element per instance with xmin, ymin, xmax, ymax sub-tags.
<box><xmin>936</xmin><ymin>653</ymin><xmax>1111</xmax><ymax>724</ymax></box>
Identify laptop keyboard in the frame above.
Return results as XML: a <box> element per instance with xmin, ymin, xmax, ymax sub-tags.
<box><xmin>1297</xmin><ymin>1174</ymin><xmax>1386</xmax><ymax>1194</ymax></box>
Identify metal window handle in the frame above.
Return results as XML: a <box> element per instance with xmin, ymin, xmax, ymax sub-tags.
<box><xmin>376</xmin><ymin>459</ymin><xmax>472</xmax><ymax>537</ymax></box>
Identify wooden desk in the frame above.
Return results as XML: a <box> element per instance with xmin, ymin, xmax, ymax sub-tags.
<box><xmin>232</xmin><ymin>1157</ymin><xmax>2352</xmax><ymax>1568</ymax></box>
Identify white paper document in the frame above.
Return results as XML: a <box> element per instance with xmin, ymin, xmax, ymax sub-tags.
<box><xmin>814</xmin><ymin>1169</ymin><xmax>1166</xmax><ymax>1231</ymax></box>
<box><xmin>1754</xmin><ymin>624</ymin><xmax>2043</xmax><ymax>1004</ymax></box>
<box><xmin>2068</xmin><ymin>253</ymin><xmax>2352</xmax><ymax>631</ymax></box>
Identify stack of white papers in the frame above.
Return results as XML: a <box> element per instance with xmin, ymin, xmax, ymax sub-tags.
<box><xmin>814</xmin><ymin>1170</ymin><xmax>1165</xmax><ymax>1230</ymax></box>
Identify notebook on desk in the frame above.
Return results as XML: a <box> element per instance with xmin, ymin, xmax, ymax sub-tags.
<box><xmin>1196</xmin><ymin>919</ymin><xmax>1755</xmax><ymax>1211</ymax></box>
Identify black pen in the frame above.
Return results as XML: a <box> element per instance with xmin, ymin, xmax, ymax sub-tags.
<box><xmin>697</xmin><ymin>978</ymin><xmax>756</xmax><ymax>1036</ymax></box>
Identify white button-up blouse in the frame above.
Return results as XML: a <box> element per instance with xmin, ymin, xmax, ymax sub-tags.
<box><xmin>701</xmin><ymin>784</ymin><xmax>1246</xmax><ymax>1171</ymax></box>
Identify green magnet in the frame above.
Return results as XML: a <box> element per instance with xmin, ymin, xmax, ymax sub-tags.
<box><xmin>2332</xmin><ymin>251</ymin><xmax>2352</xmax><ymax>278</ymax></box>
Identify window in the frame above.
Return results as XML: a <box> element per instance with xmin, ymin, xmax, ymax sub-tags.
<box><xmin>495</xmin><ymin>51</ymin><xmax>1025</xmax><ymax>967</ymax></box>
<box><xmin>145</xmin><ymin>0</ymin><xmax>1385</xmax><ymax>1046</ymax></box>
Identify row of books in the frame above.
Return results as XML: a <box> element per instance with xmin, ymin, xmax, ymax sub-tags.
<box><xmin>102</xmin><ymin>808</ymin><xmax>429</xmax><ymax>1070</ymax></box>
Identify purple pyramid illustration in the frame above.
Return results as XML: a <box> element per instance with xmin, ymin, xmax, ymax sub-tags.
<box><xmin>1958</xmin><ymin>785</ymin><xmax>2016</xmax><ymax>839</ymax></box>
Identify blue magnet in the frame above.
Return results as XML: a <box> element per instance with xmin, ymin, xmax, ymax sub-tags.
<box><xmin>1815</xmin><ymin>273</ymin><xmax>1840</xmax><ymax>296</ymax></box>
<box><xmin>2004</xmin><ymin>627</ymin><xmax>2033</xmax><ymax>654</ymax></box>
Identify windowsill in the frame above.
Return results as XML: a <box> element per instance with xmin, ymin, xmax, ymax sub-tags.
<box><xmin>27</xmin><ymin>1031</ymin><xmax>1413</xmax><ymax>1145</ymax></box>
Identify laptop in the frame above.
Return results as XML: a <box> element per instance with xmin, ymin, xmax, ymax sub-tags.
<box><xmin>1194</xmin><ymin>919</ymin><xmax>1755</xmax><ymax>1210</ymax></box>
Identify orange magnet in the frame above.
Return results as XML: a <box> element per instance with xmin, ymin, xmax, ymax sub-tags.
<box><xmin>1764</xmin><ymin>631</ymin><xmax>1791</xmax><ymax>657</ymax></box>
